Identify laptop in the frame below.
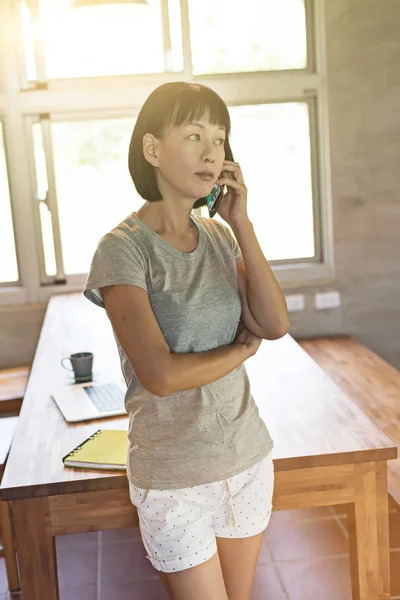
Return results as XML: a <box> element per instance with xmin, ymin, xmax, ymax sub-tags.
<box><xmin>51</xmin><ymin>377</ymin><xmax>128</xmax><ymax>423</ymax></box>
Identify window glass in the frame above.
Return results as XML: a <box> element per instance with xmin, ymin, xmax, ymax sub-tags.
<box><xmin>21</xmin><ymin>0</ymin><xmax>183</xmax><ymax>80</ymax></box>
<box><xmin>189</xmin><ymin>0</ymin><xmax>307</xmax><ymax>75</ymax></box>
<box><xmin>0</xmin><ymin>124</ymin><xmax>19</xmax><ymax>284</ymax></box>
<box><xmin>202</xmin><ymin>102</ymin><xmax>315</xmax><ymax>261</ymax></box>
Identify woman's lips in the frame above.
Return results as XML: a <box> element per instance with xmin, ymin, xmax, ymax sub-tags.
<box><xmin>196</xmin><ymin>173</ymin><xmax>214</xmax><ymax>182</ymax></box>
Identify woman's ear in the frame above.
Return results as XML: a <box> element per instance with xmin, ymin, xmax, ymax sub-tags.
<box><xmin>143</xmin><ymin>133</ymin><xmax>159</xmax><ymax>167</ymax></box>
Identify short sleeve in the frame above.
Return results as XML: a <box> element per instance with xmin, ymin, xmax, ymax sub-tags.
<box><xmin>83</xmin><ymin>233</ymin><xmax>148</xmax><ymax>309</ymax></box>
<box><xmin>221</xmin><ymin>224</ymin><xmax>242</xmax><ymax>263</ymax></box>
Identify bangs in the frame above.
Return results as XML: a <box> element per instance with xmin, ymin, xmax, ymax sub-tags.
<box><xmin>166</xmin><ymin>85</ymin><xmax>231</xmax><ymax>136</ymax></box>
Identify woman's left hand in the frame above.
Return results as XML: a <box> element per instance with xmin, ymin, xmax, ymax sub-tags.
<box><xmin>216</xmin><ymin>160</ymin><xmax>249</xmax><ymax>228</ymax></box>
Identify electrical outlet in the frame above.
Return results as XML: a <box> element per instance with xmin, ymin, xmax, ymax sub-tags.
<box><xmin>314</xmin><ymin>291</ymin><xmax>341</xmax><ymax>310</ymax></box>
<box><xmin>285</xmin><ymin>294</ymin><xmax>305</xmax><ymax>312</ymax></box>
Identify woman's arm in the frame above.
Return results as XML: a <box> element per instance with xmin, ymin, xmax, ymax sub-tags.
<box><xmin>102</xmin><ymin>283</ymin><xmax>258</xmax><ymax>397</ymax></box>
<box><xmin>163</xmin><ymin>341</ymin><xmax>252</xmax><ymax>396</ymax></box>
<box><xmin>232</xmin><ymin>220</ymin><xmax>290</xmax><ymax>339</ymax></box>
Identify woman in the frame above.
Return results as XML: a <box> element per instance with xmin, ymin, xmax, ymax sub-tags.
<box><xmin>84</xmin><ymin>81</ymin><xmax>289</xmax><ymax>600</ymax></box>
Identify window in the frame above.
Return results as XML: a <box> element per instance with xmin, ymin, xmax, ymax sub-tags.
<box><xmin>31</xmin><ymin>117</ymin><xmax>138</xmax><ymax>276</ymax></box>
<box><xmin>188</xmin><ymin>0</ymin><xmax>307</xmax><ymax>75</ymax></box>
<box><xmin>0</xmin><ymin>123</ymin><xmax>19</xmax><ymax>285</ymax></box>
<box><xmin>19</xmin><ymin>0</ymin><xmax>183</xmax><ymax>81</ymax></box>
<box><xmin>2</xmin><ymin>0</ymin><xmax>333</xmax><ymax>303</ymax></box>
<box><xmin>213</xmin><ymin>102</ymin><xmax>316</xmax><ymax>261</ymax></box>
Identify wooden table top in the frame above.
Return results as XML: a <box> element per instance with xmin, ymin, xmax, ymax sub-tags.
<box><xmin>0</xmin><ymin>293</ymin><xmax>397</xmax><ymax>501</ymax></box>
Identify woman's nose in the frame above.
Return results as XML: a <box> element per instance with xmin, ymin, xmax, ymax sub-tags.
<box><xmin>202</xmin><ymin>141</ymin><xmax>216</xmax><ymax>163</ymax></box>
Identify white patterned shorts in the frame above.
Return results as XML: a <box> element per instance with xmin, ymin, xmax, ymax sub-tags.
<box><xmin>128</xmin><ymin>450</ymin><xmax>275</xmax><ymax>573</ymax></box>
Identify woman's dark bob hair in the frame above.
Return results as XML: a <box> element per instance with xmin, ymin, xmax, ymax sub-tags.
<box><xmin>128</xmin><ymin>82</ymin><xmax>233</xmax><ymax>209</ymax></box>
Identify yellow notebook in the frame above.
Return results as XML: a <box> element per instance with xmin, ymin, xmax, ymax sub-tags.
<box><xmin>62</xmin><ymin>429</ymin><xmax>127</xmax><ymax>471</ymax></box>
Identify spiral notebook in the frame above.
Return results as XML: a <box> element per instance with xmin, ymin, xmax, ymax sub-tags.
<box><xmin>62</xmin><ymin>429</ymin><xmax>127</xmax><ymax>470</ymax></box>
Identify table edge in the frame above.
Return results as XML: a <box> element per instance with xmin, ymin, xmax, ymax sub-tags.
<box><xmin>1</xmin><ymin>445</ymin><xmax>397</xmax><ymax>501</ymax></box>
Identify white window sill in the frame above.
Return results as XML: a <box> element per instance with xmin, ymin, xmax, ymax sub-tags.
<box><xmin>0</xmin><ymin>286</ymin><xmax>28</xmax><ymax>306</ymax></box>
<box><xmin>275</xmin><ymin>261</ymin><xmax>335</xmax><ymax>288</ymax></box>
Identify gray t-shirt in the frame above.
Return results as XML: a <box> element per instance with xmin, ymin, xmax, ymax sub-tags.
<box><xmin>83</xmin><ymin>210</ymin><xmax>274</xmax><ymax>489</ymax></box>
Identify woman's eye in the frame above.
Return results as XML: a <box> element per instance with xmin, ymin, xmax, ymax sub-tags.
<box><xmin>188</xmin><ymin>134</ymin><xmax>225</xmax><ymax>144</ymax></box>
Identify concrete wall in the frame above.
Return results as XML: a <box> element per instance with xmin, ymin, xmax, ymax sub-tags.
<box><xmin>1</xmin><ymin>0</ymin><xmax>400</xmax><ymax>370</ymax></box>
<box><xmin>293</xmin><ymin>0</ymin><xmax>400</xmax><ymax>368</ymax></box>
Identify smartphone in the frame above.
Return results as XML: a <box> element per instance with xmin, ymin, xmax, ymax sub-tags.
<box><xmin>206</xmin><ymin>145</ymin><xmax>235</xmax><ymax>218</ymax></box>
<box><xmin>206</xmin><ymin>171</ymin><xmax>232</xmax><ymax>218</ymax></box>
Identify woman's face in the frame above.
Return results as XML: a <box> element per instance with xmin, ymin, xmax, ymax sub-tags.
<box><xmin>155</xmin><ymin>115</ymin><xmax>226</xmax><ymax>200</ymax></box>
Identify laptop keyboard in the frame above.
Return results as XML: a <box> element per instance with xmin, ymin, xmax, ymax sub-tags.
<box><xmin>83</xmin><ymin>383</ymin><xmax>125</xmax><ymax>413</ymax></box>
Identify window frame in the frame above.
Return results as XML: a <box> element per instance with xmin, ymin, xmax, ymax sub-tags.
<box><xmin>0</xmin><ymin>0</ymin><xmax>334</xmax><ymax>306</ymax></box>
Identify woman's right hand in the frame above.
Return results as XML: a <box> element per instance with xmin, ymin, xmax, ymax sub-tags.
<box><xmin>233</xmin><ymin>321</ymin><xmax>263</xmax><ymax>357</ymax></box>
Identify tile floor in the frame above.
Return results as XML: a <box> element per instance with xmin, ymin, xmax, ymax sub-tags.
<box><xmin>1</xmin><ymin>501</ymin><xmax>400</xmax><ymax>600</ymax></box>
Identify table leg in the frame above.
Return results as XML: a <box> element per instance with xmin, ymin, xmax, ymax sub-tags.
<box><xmin>10</xmin><ymin>496</ymin><xmax>60</xmax><ymax>600</ymax></box>
<box><xmin>347</xmin><ymin>460</ymin><xmax>390</xmax><ymax>600</ymax></box>
<box><xmin>0</xmin><ymin>500</ymin><xmax>20</xmax><ymax>592</ymax></box>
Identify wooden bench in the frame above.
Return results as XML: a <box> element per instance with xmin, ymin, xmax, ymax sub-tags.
<box><xmin>298</xmin><ymin>335</ymin><xmax>400</xmax><ymax>505</ymax></box>
<box><xmin>0</xmin><ymin>366</ymin><xmax>30</xmax><ymax>416</ymax></box>
<box><xmin>0</xmin><ymin>416</ymin><xmax>20</xmax><ymax>593</ymax></box>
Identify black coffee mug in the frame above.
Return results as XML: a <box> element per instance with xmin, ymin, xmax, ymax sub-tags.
<box><xmin>61</xmin><ymin>352</ymin><xmax>93</xmax><ymax>382</ymax></box>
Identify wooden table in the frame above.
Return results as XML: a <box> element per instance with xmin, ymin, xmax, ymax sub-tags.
<box><xmin>0</xmin><ymin>293</ymin><xmax>397</xmax><ymax>600</ymax></box>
